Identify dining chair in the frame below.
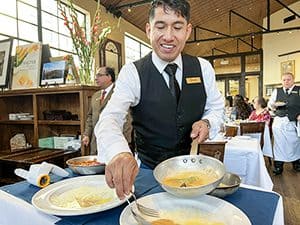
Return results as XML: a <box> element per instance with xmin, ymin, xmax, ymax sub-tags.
<box><xmin>225</xmin><ymin>125</ymin><xmax>238</xmax><ymax>137</ymax></box>
<box><xmin>240</xmin><ymin>121</ymin><xmax>272</xmax><ymax>166</ymax></box>
<box><xmin>240</xmin><ymin>121</ymin><xmax>265</xmax><ymax>149</ymax></box>
<box><xmin>197</xmin><ymin>141</ymin><xmax>227</xmax><ymax>162</ymax></box>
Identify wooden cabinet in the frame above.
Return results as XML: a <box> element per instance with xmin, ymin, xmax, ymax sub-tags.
<box><xmin>0</xmin><ymin>86</ymin><xmax>99</xmax><ymax>156</ymax></box>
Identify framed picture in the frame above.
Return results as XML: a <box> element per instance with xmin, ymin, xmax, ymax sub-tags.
<box><xmin>50</xmin><ymin>55</ymin><xmax>79</xmax><ymax>84</ymax></box>
<box><xmin>281</xmin><ymin>60</ymin><xmax>295</xmax><ymax>75</ymax></box>
<box><xmin>0</xmin><ymin>38</ymin><xmax>13</xmax><ymax>88</ymax></box>
<box><xmin>265</xmin><ymin>86</ymin><xmax>273</xmax><ymax>96</ymax></box>
<box><xmin>12</xmin><ymin>42</ymin><xmax>43</xmax><ymax>90</ymax></box>
<box><xmin>41</xmin><ymin>61</ymin><xmax>67</xmax><ymax>85</ymax></box>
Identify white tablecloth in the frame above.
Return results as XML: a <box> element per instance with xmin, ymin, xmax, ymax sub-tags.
<box><xmin>0</xmin><ymin>190</ymin><xmax>60</xmax><ymax>225</ymax></box>
<box><xmin>245</xmin><ymin>126</ymin><xmax>273</xmax><ymax>158</ymax></box>
<box><xmin>223</xmin><ymin>136</ymin><xmax>273</xmax><ymax>190</ymax></box>
<box><xmin>225</xmin><ymin>122</ymin><xmax>273</xmax><ymax>157</ymax></box>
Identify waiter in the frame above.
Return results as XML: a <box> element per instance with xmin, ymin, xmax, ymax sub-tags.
<box><xmin>95</xmin><ymin>0</ymin><xmax>224</xmax><ymax>199</ymax></box>
<box><xmin>268</xmin><ymin>72</ymin><xmax>300</xmax><ymax>175</ymax></box>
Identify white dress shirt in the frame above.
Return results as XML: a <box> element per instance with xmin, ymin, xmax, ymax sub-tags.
<box><xmin>268</xmin><ymin>85</ymin><xmax>295</xmax><ymax>110</ymax></box>
<box><xmin>95</xmin><ymin>52</ymin><xmax>224</xmax><ymax>163</ymax></box>
<box><xmin>95</xmin><ymin>83</ymin><xmax>114</xmax><ymax>102</ymax></box>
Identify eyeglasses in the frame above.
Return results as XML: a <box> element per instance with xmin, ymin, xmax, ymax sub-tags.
<box><xmin>96</xmin><ymin>73</ymin><xmax>108</xmax><ymax>77</ymax></box>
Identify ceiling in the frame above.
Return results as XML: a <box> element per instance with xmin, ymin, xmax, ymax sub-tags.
<box><xmin>100</xmin><ymin>0</ymin><xmax>299</xmax><ymax>57</ymax></box>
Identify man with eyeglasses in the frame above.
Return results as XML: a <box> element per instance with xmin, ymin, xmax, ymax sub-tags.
<box><xmin>82</xmin><ymin>67</ymin><xmax>132</xmax><ymax>155</ymax></box>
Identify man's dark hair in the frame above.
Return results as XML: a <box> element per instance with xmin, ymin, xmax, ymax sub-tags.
<box><xmin>105</xmin><ymin>67</ymin><xmax>115</xmax><ymax>82</ymax></box>
<box><xmin>149</xmin><ymin>0</ymin><xmax>190</xmax><ymax>22</ymax></box>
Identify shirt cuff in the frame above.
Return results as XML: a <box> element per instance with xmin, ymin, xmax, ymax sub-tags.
<box><xmin>98</xmin><ymin>141</ymin><xmax>131</xmax><ymax>164</ymax></box>
<box><xmin>201</xmin><ymin>117</ymin><xmax>221</xmax><ymax>140</ymax></box>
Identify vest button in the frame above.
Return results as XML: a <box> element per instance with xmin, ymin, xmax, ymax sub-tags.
<box><xmin>178</xmin><ymin>126</ymin><xmax>184</xmax><ymax>131</ymax></box>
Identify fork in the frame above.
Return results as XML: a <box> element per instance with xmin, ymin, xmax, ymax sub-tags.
<box><xmin>126</xmin><ymin>198</ymin><xmax>152</xmax><ymax>225</ymax></box>
<box><xmin>130</xmin><ymin>192</ymin><xmax>160</xmax><ymax>217</ymax></box>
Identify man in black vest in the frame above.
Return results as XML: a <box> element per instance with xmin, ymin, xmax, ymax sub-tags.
<box><xmin>268</xmin><ymin>72</ymin><xmax>300</xmax><ymax>175</ymax></box>
<box><xmin>95</xmin><ymin>0</ymin><xmax>224</xmax><ymax>199</ymax></box>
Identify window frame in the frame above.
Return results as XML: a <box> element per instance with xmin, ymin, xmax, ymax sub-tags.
<box><xmin>124</xmin><ymin>33</ymin><xmax>151</xmax><ymax>63</ymax></box>
<box><xmin>0</xmin><ymin>0</ymin><xmax>90</xmax><ymax>60</ymax></box>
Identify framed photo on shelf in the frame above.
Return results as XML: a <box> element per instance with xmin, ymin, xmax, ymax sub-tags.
<box><xmin>0</xmin><ymin>38</ymin><xmax>13</xmax><ymax>88</ymax></box>
<box><xmin>40</xmin><ymin>61</ymin><xmax>67</xmax><ymax>86</ymax></box>
<box><xmin>12</xmin><ymin>42</ymin><xmax>43</xmax><ymax>89</ymax></box>
<box><xmin>50</xmin><ymin>55</ymin><xmax>79</xmax><ymax>84</ymax></box>
<box><xmin>281</xmin><ymin>60</ymin><xmax>295</xmax><ymax>76</ymax></box>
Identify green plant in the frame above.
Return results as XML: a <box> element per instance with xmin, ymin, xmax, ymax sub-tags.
<box><xmin>58</xmin><ymin>0</ymin><xmax>111</xmax><ymax>84</ymax></box>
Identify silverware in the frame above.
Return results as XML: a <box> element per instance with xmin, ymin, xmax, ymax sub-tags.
<box><xmin>125</xmin><ymin>198</ymin><xmax>152</xmax><ymax>225</ymax></box>
<box><xmin>125</xmin><ymin>192</ymin><xmax>160</xmax><ymax>224</ymax></box>
<box><xmin>131</xmin><ymin>192</ymin><xmax>159</xmax><ymax>217</ymax></box>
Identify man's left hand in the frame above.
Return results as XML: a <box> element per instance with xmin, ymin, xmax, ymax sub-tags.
<box><xmin>190</xmin><ymin>120</ymin><xmax>210</xmax><ymax>143</ymax></box>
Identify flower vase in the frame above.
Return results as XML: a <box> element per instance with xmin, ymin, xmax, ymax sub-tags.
<box><xmin>78</xmin><ymin>61</ymin><xmax>94</xmax><ymax>85</ymax></box>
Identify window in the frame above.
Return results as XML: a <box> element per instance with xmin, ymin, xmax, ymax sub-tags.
<box><xmin>100</xmin><ymin>39</ymin><xmax>122</xmax><ymax>74</ymax></box>
<box><xmin>0</xmin><ymin>0</ymin><xmax>89</xmax><ymax>64</ymax></box>
<box><xmin>125</xmin><ymin>34</ymin><xmax>151</xmax><ymax>63</ymax></box>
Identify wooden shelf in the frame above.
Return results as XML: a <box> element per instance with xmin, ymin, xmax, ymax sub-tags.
<box><xmin>0</xmin><ymin>86</ymin><xmax>98</xmax><ymax>155</ymax></box>
<box><xmin>38</xmin><ymin>120</ymin><xmax>80</xmax><ymax>125</ymax></box>
<box><xmin>0</xmin><ymin>120</ymin><xmax>34</xmax><ymax>125</ymax></box>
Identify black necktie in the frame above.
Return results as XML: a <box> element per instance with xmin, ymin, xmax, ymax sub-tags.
<box><xmin>285</xmin><ymin>88</ymin><xmax>289</xmax><ymax>95</ymax></box>
<box><xmin>164</xmin><ymin>63</ymin><xmax>180</xmax><ymax>103</ymax></box>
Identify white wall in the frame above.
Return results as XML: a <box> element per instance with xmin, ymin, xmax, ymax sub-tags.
<box><xmin>263</xmin><ymin>1</ymin><xmax>300</xmax><ymax>85</ymax></box>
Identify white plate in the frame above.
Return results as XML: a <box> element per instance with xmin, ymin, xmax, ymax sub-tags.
<box><xmin>32</xmin><ymin>175</ymin><xmax>132</xmax><ymax>216</ymax></box>
<box><xmin>119</xmin><ymin>192</ymin><xmax>251</xmax><ymax>225</ymax></box>
<box><xmin>274</xmin><ymin>101</ymin><xmax>286</xmax><ymax>107</ymax></box>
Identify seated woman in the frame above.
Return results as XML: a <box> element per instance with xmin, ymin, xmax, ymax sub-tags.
<box><xmin>249</xmin><ymin>96</ymin><xmax>271</xmax><ymax>125</ymax></box>
<box><xmin>233</xmin><ymin>95</ymin><xmax>252</xmax><ymax>120</ymax></box>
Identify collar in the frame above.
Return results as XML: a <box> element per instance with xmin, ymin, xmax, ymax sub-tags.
<box><xmin>103</xmin><ymin>83</ymin><xmax>114</xmax><ymax>94</ymax></box>
<box><xmin>284</xmin><ymin>85</ymin><xmax>295</xmax><ymax>93</ymax></box>
<box><xmin>151</xmin><ymin>51</ymin><xmax>183</xmax><ymax>74</ymax></box>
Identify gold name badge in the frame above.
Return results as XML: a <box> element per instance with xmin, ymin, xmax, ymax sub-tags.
<box><xmin>186</xmin><ymin>77</ymin><xmax>202</xmax><ymax>84</ymax></box>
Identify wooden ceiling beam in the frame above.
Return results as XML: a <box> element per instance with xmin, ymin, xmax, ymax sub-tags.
<box><xmin>212</xmin><ymin>48</ymin><xmax>230</xmax><ymax>55</ymax></box>
<box><xmin>113</xmin><ymin>0</ymin><xmax>152</xmax><ymax>10</ymax></box>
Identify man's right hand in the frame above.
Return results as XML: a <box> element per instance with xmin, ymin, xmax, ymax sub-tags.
<box><xmin>105</xmin><ymin>152</ymin><xmax>139</xmax><ymax>199</ymax></box>
<box><xmin>82</xmin><ymin>135</ymin><xmax>90</xmax><ymax>146</ymax></box>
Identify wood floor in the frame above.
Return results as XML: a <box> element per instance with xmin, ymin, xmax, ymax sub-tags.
<box><xmin>266</xmin><ymin>160</ymin><xmax>300</xmax><ymax>225</ymax></box>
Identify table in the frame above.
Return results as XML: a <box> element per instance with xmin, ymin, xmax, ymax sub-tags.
<box><xmin>225</xmin><ymin>122</ymin><xmax>273</xmax><ymax>157</ymax></box>
<box><xmin>0</xmin><ymin>148</ymin><xmax>79</xmax><ymax>184</ymax></box>
<box><xmin>223</xmin><ymin>137</ymin><xmax>273</xmax><ymax>190</ymax></box>
<box><xmin>207</xmin><ymin>135</ymin><xmax>273</xmax><ymax>190</ymax></box>
<box><xmin>0</xmin><ymin>168</ymin><xmax>284</xmax><ymax>225</ymax></box>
